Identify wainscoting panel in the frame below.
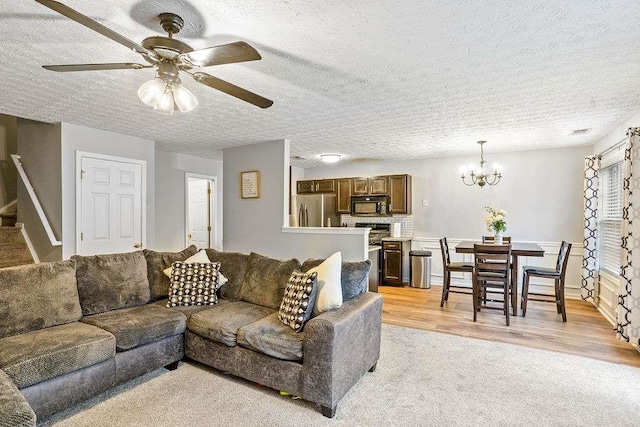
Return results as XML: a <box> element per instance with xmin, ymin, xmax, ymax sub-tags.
<box><xmin>597</xmin><ymin>271</ymin><xmax>619</xmax><ymax>325</ymax></box>
<box><xmin>411</xmin><ymin>238</ymin><xmax>584</xmax><ymax>299</ymax></box>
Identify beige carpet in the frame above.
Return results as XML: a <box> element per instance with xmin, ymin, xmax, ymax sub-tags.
<box><xmin>42</xmin><ymin>324</ymin><xmax>640</xmax><ymax>426</ymax></box>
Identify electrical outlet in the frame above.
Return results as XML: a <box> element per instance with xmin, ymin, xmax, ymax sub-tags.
<box><xmin>422</xmin><ymin>200</ymin><xmax>428</xmax><ymax>207</ymax></box>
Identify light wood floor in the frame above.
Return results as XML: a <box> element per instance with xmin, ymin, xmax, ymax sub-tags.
<box><xmin>379</xmin><ymin>285</ymin><xmax>640</xmax><ymax>367</ymax></box>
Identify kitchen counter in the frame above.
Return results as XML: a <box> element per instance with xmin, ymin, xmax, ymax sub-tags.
<box><xmin>368</xmin><ymin>245</ymin><xmax>382</xmax><ymax>252</ymax></box>
<box><xmin>380</xmin><ymin>236</ymin><xmax>413</xmax><ymax>242</ymax></box>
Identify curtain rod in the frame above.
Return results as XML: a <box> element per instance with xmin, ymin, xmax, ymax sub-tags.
<box><xmin>598</xmin><ymin>137</ymin><xmax>626</xmax><ymax>159</ymax></box>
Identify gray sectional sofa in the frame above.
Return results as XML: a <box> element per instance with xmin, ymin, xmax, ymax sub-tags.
<box><xmin>0</xmin><ymin>246</ymin><xmax>382</xmax><ymax>425</ymax></box>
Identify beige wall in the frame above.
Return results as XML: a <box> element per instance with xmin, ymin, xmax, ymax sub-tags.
<box><xmin>223</xmin><ymin>140</ymin><xmax>368</xmax><ymax>261</ymax></box>
<box><xmin>16</xmin><ymin>119</ymin><xmax>63</xmax><ymax>261</ymax></box>
<box><xmin>0</xmin><ymin>114</ymin><xmax>18</xmax><ymax>213</ymax></box>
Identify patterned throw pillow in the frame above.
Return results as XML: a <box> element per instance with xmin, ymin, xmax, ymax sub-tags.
<box><xmin>166</xmin><ymin>261</ymin><xmax>221</xmax><ymax>307</ymax></box>
<box><xmin>278</xmin><ymin>271</ymin><xmax>318</xmax><ymax>332</ymax></box>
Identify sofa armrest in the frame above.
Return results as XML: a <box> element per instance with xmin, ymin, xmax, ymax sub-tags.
<box><xmin>301</xmin><ymin>292</ymin><xmax>383</xmax><ymax>409</ymax></box>
<box><xmin>0</xmin><ymin>370</ymin><xmax>36</xmax><ymax>427</ymax></box>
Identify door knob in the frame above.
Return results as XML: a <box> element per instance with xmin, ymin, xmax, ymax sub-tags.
<box><xmin>187</xmin><ymin>233</ymin><xmax>192</xmax><ymax>239</ymax></box>
<box><xmin>134</xmin><ymin>243</ymin><xmax>142</xmax><ymax>248</ymax></box>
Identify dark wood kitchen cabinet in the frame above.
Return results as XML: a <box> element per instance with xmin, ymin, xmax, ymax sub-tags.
<box><xmin>352</xmin><ymin>178</ymin><xmax>369</xmax><ymax>195</ymax></box>
<box><xmin>369</xmin><ymin>176</ymin><xmax>388</xmax><ymax>194</ymax></box>
<box><xmin>389</xmin><ymin>174</ymin><xmax>412</xmax><ymax>214</ymax></box>
<box><xmin>296</xmin><ymin>179</ymin><xmax>335</xmax><ymax>194</ymax></box>
<box><xmin>336</xmin><ymin>178</ymin><xmax>352</xmax><ymax>214</ymax></box>
<box><xmin>382</xmin><ymin>240</ymin><xmax>403</xmax><ymax>285</ymax></box>
<box><xmin>352</xmin><ymin>176</ymin><xmax>388</xmax><ymax>195</ymax></box>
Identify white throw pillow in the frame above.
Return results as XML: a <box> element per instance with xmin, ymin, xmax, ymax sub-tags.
<box><xmin>308</xmin><ymin>252</ymin><xmax>343</xmax><ymax>315</ymax></box>
<box><xmin>163</xmin><ymin>250</ymin><xmax>229</xmax><ymax>288</ymax></box>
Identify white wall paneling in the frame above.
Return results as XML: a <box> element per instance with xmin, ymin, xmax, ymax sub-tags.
<box><xmin>412</xmin><ymin>237</ymin><xmax>584</xmax><ymax>299</ymax></box>
<box><xmin>596</xmin><ymin>271</ymin><xmax>619</xmax><ymax>325</ymax></box>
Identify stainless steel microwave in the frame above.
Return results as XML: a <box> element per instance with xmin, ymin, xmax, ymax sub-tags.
<box><xmin>351</xmin><ymin>195</ymin><xmax>389</xmax><ymax>216</ymax></box>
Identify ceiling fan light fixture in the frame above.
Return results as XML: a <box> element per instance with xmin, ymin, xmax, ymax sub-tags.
<box><xmin>154</xmin><ymin>89</ymin><xmax>175</xmax><ymax>115</ymax></box>
<box><xmin>173</xmin><ymin>83</ymin><xmax>198</xmax><ymax>113</ymax></box>
<box><xmin>137</xmin><ymin>77</ymin><xmax>167</xmax><ymax>107</ymax></box>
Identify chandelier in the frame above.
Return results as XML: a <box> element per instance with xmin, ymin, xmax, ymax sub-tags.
<box><xmin>460</xmin><ymin>141</ymin><xmax>503</xmax><ymax>187</ymax></box>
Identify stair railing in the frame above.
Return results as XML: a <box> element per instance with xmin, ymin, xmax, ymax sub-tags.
<box><xmin>11</xmin><ymin>154</ymin><xmax>62</xmax><ymax>247</ymax></box>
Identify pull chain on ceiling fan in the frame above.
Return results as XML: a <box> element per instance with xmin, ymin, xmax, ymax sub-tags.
<box><xmin>35</xmin><ymin>0</ymin><xmax>273</xmax><ymax>114</ymax></box>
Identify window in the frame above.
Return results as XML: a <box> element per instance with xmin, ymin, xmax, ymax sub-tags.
<box><xmin>598</xmin><ymin>161</ymin><xmax>623</xmax><ymax>275</ymax></box>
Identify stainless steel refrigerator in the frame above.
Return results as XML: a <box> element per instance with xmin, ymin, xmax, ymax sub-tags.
<box><xmin>290</xmin><ymin>194</ymin><xmax>339</xmax><ymax>227</ymax></box>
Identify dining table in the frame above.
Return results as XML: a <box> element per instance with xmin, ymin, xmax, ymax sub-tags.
<box><xmin>455</xmin><ymin>241</ymin><xmax>545</xmax><ymax>316</ymax></box>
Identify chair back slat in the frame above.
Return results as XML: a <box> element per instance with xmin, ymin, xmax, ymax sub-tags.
<box><xmin>556</xmin><ymin>241</ymin><xmax>572</xmax><ymax>276</ymax></box>
<box><xmin>473</xmin><ymin>244</ymin><xmax>511</xmax><ymax>281</ymax></box>
<box><xmin>439</xmin><ymin>237</ymin><xmax>451</xmax><ymax>267</ymax></box>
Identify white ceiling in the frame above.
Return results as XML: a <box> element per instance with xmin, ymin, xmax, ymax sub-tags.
<box><xmin>1</xmin><ymin>0</ymin><xmax>639</xmax><ymax>167</ymax></box>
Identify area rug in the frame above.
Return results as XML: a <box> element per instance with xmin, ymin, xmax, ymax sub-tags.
<box><xmin>42</xmin><ymin>324</ymin><xmax>640</xmax><ymax>426</ymax></box>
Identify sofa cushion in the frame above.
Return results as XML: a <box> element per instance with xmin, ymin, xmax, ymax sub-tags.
<box><xmin>278</xmin><ymin>271</ymin><xmax>318</xmax><ymax>332</ymax></box>
<box><xmin>302</xmin><ymin>258</ymin><xmax>372</xmax><ymax>301</ymax></box>
<box><xmin>188</xmin><ymin>301</ymin><xmax>275</xmax><ymax>347</ymax></box>
<box><xmin>0</xmin><ymin>260</ymin><xmax>81</xmax><ymax>339</ymax></box>
<box><xmin>204</xmin><ymin>249</ymin><xmax>250</xmax><ymax>301</ymax></box>
<box><xmin>0</xmin><ymin>322</ymin><xmax>115</xmax><ymax>389</ymax></box>
<box><xmin>240</xmin><ymin>253</ymin><xmax>301</xmax><ymax>310</ymax></box>
<box><xmin>0</xmin><ymin>369</ymin><xmax>36</xmax><ymax>427</ymax></box>
<box><xmin>72</xmin><ymin>252</ymin><xmax>150</xmax><ymax>316</ymax></box>
<box><xmin>238</xmin><ymin>313</ymin><xmax>304</xmax><ymax>361</ymax></box>
<box><xmin>81</xmin><ymin>305</ymin><xmax>186</xmax><ymax>351</ymax></box>
<box><xmin>143</xmin><ymin>245</ymin><xmax>198</xmax><ymax>301</ymax></box>
<box><xmin>167</xmin><ymin>261</ymin><xmax>221</xmax><ymax>307</ymax></box>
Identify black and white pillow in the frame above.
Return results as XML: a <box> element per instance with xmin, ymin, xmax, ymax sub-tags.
<box><xmin>166</xmin><ymin>261</ymin><xmax>221</xmax><ymax>307</ymax></box>
<box><xmin>278</xmin><ymin>271</ymin><xmax>318</xmax><ymax>332</ymax></box>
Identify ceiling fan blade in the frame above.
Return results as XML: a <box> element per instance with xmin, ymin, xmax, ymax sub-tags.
<box><xmin>179</xmin><ymin>41</ymin><xmax>261</xmax><ymax>68</ymax></box>
<box><xmin>192</xmin><ymin>72</ymin><xmax>273</xmax><ymax>109</ymax></box>
<box><xmin>43</xmin><ymin>63</ymin><xmax>148</xmax><ymax>72</ymax></box>
<box><xmin>35</xmin><ymin>0</ymin><xmax>156</xmax><ymax>58</ymax></box>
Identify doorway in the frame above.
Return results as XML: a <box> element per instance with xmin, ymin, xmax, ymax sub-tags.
<box><xmin>76</xmin><ymin>152</ymin><xmax>146</xmax><ymax>255</ymax></box>
<box><xmin>185</xmin><ymin>174</ymin><xmax>216</xmax><ymax>249</ymax></box>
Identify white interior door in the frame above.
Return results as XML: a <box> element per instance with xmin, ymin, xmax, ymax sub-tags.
<box><xmin>80</xmin><ymin>156</ymin><xmax>143</xmax><ymax>255</ymax></box>
<box><xmin>187</xmin><ymin>177</ymin><xmax>211</xmax><ymax>248</ymax></box>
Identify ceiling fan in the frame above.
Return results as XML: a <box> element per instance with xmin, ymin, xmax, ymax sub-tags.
<box><xmin>35</xmin><ymin>0</ymin><xmax>273</xmax><ymax>114</ymax></box>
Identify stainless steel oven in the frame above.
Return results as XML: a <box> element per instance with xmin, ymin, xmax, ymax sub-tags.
<box><xmin>350</xmin><ymin>195</ymin><xmax>389</xmax><ymax>216</ymax></box>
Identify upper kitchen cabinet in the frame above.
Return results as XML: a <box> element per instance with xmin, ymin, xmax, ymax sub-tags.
<box><xmin>369</xmin><ymin>176</ymin><xmax>388</xmax><ymax>194</ymax></box>
<box><xmin>352</xmin><ymin>176</ymin><xmax>388</xmax><ymax>195</ymax></box>
<box><xmin>389</xmin><ymin>174</ymin><xmax>412</xmax><ymax>214</ymax></box>
<box><xmin>352</xmin><ymin>178</ymin><xmax>369</xmax><ymax>195</ymax></box>
<box><xmin>336</xmin><ymin>178</ymin><xmax>351</xmax><ymax>214</ymax></box>
<box><xmin>296</xmin><ymin>179</ymin><xmax>335</xmax><ymax>194</ymax></box>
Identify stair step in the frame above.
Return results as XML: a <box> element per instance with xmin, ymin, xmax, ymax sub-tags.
<box><xmin>0</xmin><ymin>227</ymin><xmax>24</xmax><ymax>245</ymax></box>
<box><xmin>0</xmin><ymin>213</ymin><xmax>17</xmax><ymax>227</ymax></box>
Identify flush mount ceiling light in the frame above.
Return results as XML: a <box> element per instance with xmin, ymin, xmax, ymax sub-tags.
<box><xmin>36</xmin><ymin>0</ymin><xmax>273</xmax><ymax>114</ymax></box>
<box><xmin>320</xmin><ymin>154</ymin><xmax>342</xmax><ymax>163</ymax></box>
<box><xmin>460</xmin><ymin>141</ymin><xmax>503</xmax><ymax>188</ymax></box>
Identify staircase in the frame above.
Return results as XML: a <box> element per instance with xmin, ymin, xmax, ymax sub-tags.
<box><xmin>0</xmin><ymin>226</ymin><xmax>34</xmax><ymax>269</ymax></box>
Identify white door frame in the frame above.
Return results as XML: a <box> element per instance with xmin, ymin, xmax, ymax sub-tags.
<box><xmin>76</xmin><ymin>151</ymin><xmax>147</xmax><ymax>255</ymax></box>
<box><xmin>185</xmin><ymin>173</ymin><xmax>218</xmax><ymax>249</ymax></box>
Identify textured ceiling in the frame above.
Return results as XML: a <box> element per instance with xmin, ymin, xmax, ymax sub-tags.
<box><xmin>1</xmin><ymin>1</ymin><xmax>639</xmax><ymax>167</ymax></box>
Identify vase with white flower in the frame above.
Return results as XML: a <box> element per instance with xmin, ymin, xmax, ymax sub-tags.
<box><xmin>485</xmin><ymin>206</ymin><xmax>507</xmax><ymax>244</ymax></box>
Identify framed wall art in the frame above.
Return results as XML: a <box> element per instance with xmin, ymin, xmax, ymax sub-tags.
<box><xmin>241</xmin><ymin>170</ymin><xmax>260</xmax><ymax>199</ymax></box>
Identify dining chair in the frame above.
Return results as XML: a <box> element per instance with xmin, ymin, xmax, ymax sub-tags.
<box><xmin>439</xmin><ymin>238</ymin><xmax>474</xmax><ymax>307</ymax></box>
<box><xmin>482</xmin><ymin>236</ymin><xmax>512</xmax><ymax>243</ymax></box>
<box><xmin>521</xmin><ymin>241</ymin><xmax>572</xmax><ymax>322</ymax></box>
<box><xmin>472</xmin><ymin>244</ymin><xmax>512</xmax><ymax>326</ymax></box>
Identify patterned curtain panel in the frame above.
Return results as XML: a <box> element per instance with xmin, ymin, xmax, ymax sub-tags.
<box><xmin>581</xmin><ymin>156</ymin><xmax>600</xmax><ymax>302</ymax></box>
<box><xmin>617</xmin><ymin>127</ymin><xmax>640</xmax><ymax>345</ymax></box>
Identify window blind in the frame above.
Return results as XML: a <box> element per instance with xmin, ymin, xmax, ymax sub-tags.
<box><xmin>598</xmin><ymin>161</ymin><xmax>623</xmax><ymax>274</ymax></box>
